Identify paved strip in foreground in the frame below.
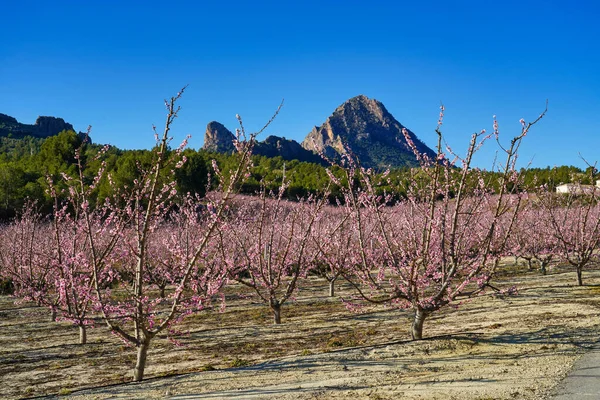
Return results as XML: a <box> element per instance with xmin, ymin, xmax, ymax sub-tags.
<box><xmin>549</xmin><ymin>345</ymin><xmax>600</xmax><ymax>399</ymax></box>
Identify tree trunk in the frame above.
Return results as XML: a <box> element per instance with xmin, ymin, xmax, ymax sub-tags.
<box><xmin>133</xmin><ymin>340</ymin><xmax>151</xmax><ymax>381</ymax></box>
<box><xmin>527</xmin><ymin>259</ymin><xmax>534</xmax><ymax>271</ymax></box>
<box><xmin>577</xmin><ymin>267</ymin><xmax>583</xmax><ymax>286</ymax></box>
<box><xmin>159</xmin><ymin>286</ymin><xmax>166</xmax><ymax>299</ymax></box>
<box><xmin>411</xmin><ymin>308</ymin><xmax>428</xmax><ymax>340</ymax></box>
<box><xmin>540</xmin><ymin>261</ymin><xmax>548</xmax><ymax>275</ymax></box>
<box><xmin>79</xmin><ymin>325</ymin><xmax>87</xmax><ymax>344</ymax></box>
<box><xmin>78</xmin><ymin>325</ymin><xmax>87</xmax><ymax>344</ymax></box>
<box><xmin>50</xmin><ymin>307</ymin><xmax>57</xmax><ymax>322</ymax></box>
<box><xmin>328</xmin><ymin>278</ymin><xmax>336</xmax><ymax>297</ymax></box>
<box><xmin>272</xmin><ymin>303</ymin><xmax>281</xmax><ymax>325</ymax></box>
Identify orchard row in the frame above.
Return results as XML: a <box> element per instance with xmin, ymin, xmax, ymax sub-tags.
<box><xmin>2</xmin><ymin>92</ymin><xmax>595</xmax><ymax>382</ymax></box>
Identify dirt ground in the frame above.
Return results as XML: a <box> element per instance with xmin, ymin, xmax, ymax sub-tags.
<box><xmin>2</xmin><ymin>265</ymin><xmax>600</xmax><ymax>400</ymax></box>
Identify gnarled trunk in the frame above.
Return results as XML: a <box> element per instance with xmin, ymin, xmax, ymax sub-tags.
<box><xmin>576</xmin><ymin>267</ymin><xmax>583</xmax><ymax>286</ymax></box>
<box><xmin>79</xmin><ymin>325</ymin><xmax>87</xmax><ymax>344</ymax></box>
<box><xmin>133</xmin><ymin>339</ymin><xmax>151</xmax><ymax>381</ymax></box>
<box><xmin>411</xmin><ymin>307</ymin><xmax>428</xmax><ymax>340</ymax></box>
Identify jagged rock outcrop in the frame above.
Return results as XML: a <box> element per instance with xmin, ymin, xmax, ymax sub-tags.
<box><xmin>202</xmin><ymin>121</ymin><xmax>236</xmax><ymax>153</ymax></box>
<box><xmin>33</xmin><ymin>116</ymin><xmax>74</xmax><ymax>138</ymax></box>
<box><xmin>302</xmin><ymin>95</ymin><xmax>435</xmax><ymax>169</ymax></box>
<box><xmin>202</xmin><ymin>122</ymin><xmax>327</xmax><ymax>165</ymax></box>
<box><xmin>0</xmin><ymin>113</ymin><xmax>18</xmax><ymax>125</ymax></box>
<box><xmin>0</xmin><ymin>113</ymin><xmax>77</xmax><ymax>139</ymax></box>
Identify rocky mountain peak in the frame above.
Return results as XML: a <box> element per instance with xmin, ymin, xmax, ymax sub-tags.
<box><xmin>337</xmin><ymin>94</ymin><xmax>385</xmax><ymax>118</ymax></box>
<box><xmin>202</xmin><ymin>121</ymin><xmax>236</xmax><ymax>153</ymax></box>
<box><xmin>302</xmin><ymin>95</ymin><xmax>435</xmax><ymax>168</ymax></box>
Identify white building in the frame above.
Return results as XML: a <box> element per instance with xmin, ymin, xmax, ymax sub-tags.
<box><xmin>556</xmin><ymin>180</ymin><xmax>600</xmax><ymax>194</ymax></box>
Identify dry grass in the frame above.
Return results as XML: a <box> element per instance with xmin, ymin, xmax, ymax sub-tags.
<box><xmin>1</xmin><ymin>264</ymin><xmax>599</xmax><ymax>399</ymax></box>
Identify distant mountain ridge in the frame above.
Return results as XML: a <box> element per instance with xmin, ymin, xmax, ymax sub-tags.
<box><xmin>202</xmin><ymin>95</ymin><xmax>435</xmax><ymax>168</ymax></box>
<box><xmin>0</xmin><ymin>113</ymin><xmax>76</xmax><ymax>139</ymax></box>
<box><xmin>3</xmin><ymin>95</ymin><xmax>436</xmax><ymax>169</ymax></box>
<box><xmin>202</xmin><ymin>121</ymin><xmax>326</xmax><ymax>165</ymax></box>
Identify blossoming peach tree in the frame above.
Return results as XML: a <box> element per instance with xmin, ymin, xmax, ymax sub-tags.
<box><xmin>0</xmin><ymin>143</ymin><xmax>123</xmax><ymax>345</ymax></box>
<box><xmin>331</xmin><ymin>105</ymin><xmax>545</xmax><ymax>339</ymax></box>
<box><xmin>535</xmin><ymin>170</ymin><xmax>600</xmax><ymax>285</ymax></box>
<box><xmin>220</xmin><ymin>175</ymin><xmax>328</xmax><ymax>324</ymax></box>
<box><xmin>2</xmin><ymin>87</ymin><xmax>280</xmax><ymax>381</ymax></box>
<box><xmin>88</xmin><ymin>88</ymin><xmax>277</xmax><ymax>381</ymax></box>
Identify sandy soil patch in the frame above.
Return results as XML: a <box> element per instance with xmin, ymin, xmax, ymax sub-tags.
<box><xmin>2</xmin><ymin>266</ymin><xmax>600</xmax><ymax>399</ymax></box>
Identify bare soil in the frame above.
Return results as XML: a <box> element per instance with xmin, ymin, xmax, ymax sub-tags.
<box><xmin>2</xmin><ymin>265</ymin><xmax>600</xmax><ymax>400</ymax></box>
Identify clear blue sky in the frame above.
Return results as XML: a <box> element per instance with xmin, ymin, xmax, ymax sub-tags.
<box><xmin>1</xmin><ymin>1</ymin><xmax>599</xmax><ymax>169</ymax></box>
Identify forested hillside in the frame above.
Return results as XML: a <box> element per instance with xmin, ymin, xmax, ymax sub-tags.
<box><xmin>0</xmin><ymin>129</ymin><xmax>589</xmax><ymax>219</ymax></box>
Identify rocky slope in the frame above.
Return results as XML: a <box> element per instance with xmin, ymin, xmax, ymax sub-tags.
<box><xmin>302</xmin><ymin>95</ymin><xmax>435</xmax><ymax>168</ymax></box>
<box><xmin>0</xmin><ymin>113</ymin><xmax>75</xmax><ymax>139</ymax></box>
<box><xmin>202</xmin><ymin>122</ymin><xmax>326</xmax><ymax>164</ymax></box>
<box><xmin>253</xmin><ymin>135</ymin><xmax>325</xmax><ymax>164</ymax></box>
